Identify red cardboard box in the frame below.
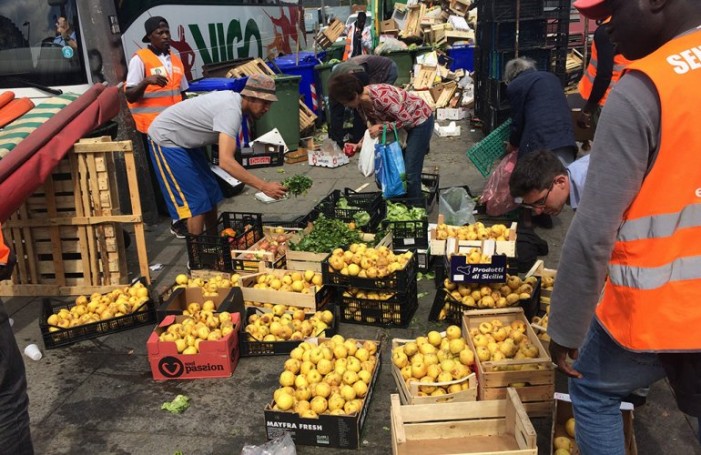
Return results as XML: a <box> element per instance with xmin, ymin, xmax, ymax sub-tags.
<box><xmin>147</xmin><ymin>312</ymin><xmax>241</xmax><ymax>381</ymax></box>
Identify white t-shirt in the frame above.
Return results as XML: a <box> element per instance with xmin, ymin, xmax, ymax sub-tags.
<box><xmin>125</xmin><ymin>49</ymin><xmax>189</xmax><ymax>91</ymax></box>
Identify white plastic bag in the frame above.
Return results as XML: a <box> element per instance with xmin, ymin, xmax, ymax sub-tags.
<box><xmin>358</xmin><ymin>130</ymin><xmax>378</xmax><ymax>177</ymax></box>
<box><xmin>439</xmin><ymin>187</ymin><xmax>476</xmax><ymax>226</ymax></box>
<box><xmin>241</xmin><ymin>433</ymin><xmax>296</xmax><ymax>455</ymax></box>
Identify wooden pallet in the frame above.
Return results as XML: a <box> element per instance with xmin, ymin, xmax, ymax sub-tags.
<box><xmin>0</xmin><ymin>137</ymin><xmax>149</xmax><ymax>296</ymax></box>
<box><xmin>225</xmin><ymin>58</ymin><xmax>276</xmax><ymax>79</ymax></box>
<box><xmin>314</xmin><ymin>19</ymin><xmax>345</xmax><ymax>49</ymax></box>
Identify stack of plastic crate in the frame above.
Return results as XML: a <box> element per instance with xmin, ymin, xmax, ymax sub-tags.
<box><xmin>475</xmin><ymin>0</ymin><xmax>550</xmax><ymax>134</ymax></box>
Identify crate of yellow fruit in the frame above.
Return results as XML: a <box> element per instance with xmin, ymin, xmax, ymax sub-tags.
<box><xmin>238</xmin><ymin>268</ymin><xmax>334</xmax><ymax>314</ymax></box>
<box><xmin>463</xmin><ymin>308</ymin><xmax>554</xmax><ymax>418</ymax></box>
<box><xmin>321</xmin><ymin>244</ymin><xmax>417</xmax><ymax>291</ymax></box>
<box><xmin>40</xmin><ymin>278</ymin><xmax>156</xmax><ymax>349</ymax></box>
<box><xmin>429</xmin><ymin>218</ymin><xmax>517</xmax><ymax>257</ymax></box>
<box><xmin>240</xmin><ymin>304</ymin><xmax>337</xmax><ymax>356</ymax></box>
<box><xmin>391</xmin><ymin>326</ymin><xmax>478</xmax><ymax>405</ymax></box>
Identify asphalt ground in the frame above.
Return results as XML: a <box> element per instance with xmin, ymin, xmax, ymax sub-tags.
<box><xmin>5</xmin><ymin>125</ymin><xmax>701</xmax><ymax>454</ymax></box>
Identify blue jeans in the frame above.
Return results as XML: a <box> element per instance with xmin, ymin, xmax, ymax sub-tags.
<box><xmin>404</xmin><ymin>115</ymin><xmax>434</xmax><ymax>200</ymax></box>
<box><xmin>569</xmin><ymin>319</ymin><xmax>667</xmax><ymax>454</ymax></box>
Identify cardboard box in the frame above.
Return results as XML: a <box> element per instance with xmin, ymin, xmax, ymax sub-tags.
<box><xmin>307</xmin><ymin>147</ymin><xmax>349</xmax><ymax>168</ymax></box>
<box><xmin>157</xmin><ymin>286</ymin><xmax>243</xmax><ymax>323</ymax></box>
<box><xmin>552</xmin><ymin>393</ymin><xmax>637</xmax><ymax>455</ymax></box>
<box><xmin>147</xmin><ymin>313</ymin><xmax>241</xmax><ymax>380</ymax></box>
<box><xmin>463</xmin><ymin>308</ymin><xmax>555</xmax><ymax>418</ymax></box>
<box><xmin>429</xmin><ymin>222</ymin><xmax>518</xmax><ymax>257</ymax></box>
<box><xmin>380</xmin><ymin>18</ymin><xmax>399</xmax><ymax>33</ymax></box>
<box><xmin>264</xmin><ymin>339</ymin><xmax>382</xmax><ymax>448</ymax></box>
<box><xmin>391</xmin><ymin>335</ymin><xmax>477</xmax><ymax>405</ymax></box>
<box><xmin>238</xmin><ymin>268</ymin><xmax>334</xmax><ymax>313</ymax></box>
<box><xmin>437</xmin><ymin>107</ymin><xmax>469</xmax><ymax>121</ymax></box>
<box><xmin>391</xmin><ymin>387</ymin><xmax>538</xmax><ymax>454</ymax></box>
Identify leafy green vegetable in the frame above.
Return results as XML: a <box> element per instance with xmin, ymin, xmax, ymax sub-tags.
<box><xmin>282</xmin><ymin>175</ymin><xmax>313</xmax><ymax>196</ymax></box>
<box><xmin>338</xmin><ymin>197</ymin><xmax>371</xmax><ymax>227</ymax></box>
<box><xmin>385</xmin><ymin>201</ymin><xmax>426</xmax><ymax>221</ymax></box>
<box><xmin>161</xmin><ymin>394</ymin><xmax>190</xmax><ymax>414</ymax></box>
<box><xmin>288</xmin><ymin>214</ymin><xmax>363</xmax><ymax>253</ymax></box>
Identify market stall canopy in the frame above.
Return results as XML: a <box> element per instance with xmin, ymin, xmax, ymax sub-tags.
<box><xmin>0</xmin><ymin>83</ymin><xmax>120</xmax><ymax>221</ymax></box>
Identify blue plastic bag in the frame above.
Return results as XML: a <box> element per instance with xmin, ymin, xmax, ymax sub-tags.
<box><xmin>374</xmin><ymin>125</ymin><xmax>407</xmax><ymax>198</ymax></box>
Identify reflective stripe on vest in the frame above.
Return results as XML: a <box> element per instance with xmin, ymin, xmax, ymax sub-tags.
<box><xmin>578</xmin><ymin>41</ymin><xmax>631</xmax><ymax>106</ymax></box>
<box><xmin>596</xmin><ymin>28</ymin><xmax>701</xmax><ymax>352</ymax></box>
<box><xmin>126</xmin><ymin>49</ymin><xmax>184</xmax><ymax>133</ymax></box>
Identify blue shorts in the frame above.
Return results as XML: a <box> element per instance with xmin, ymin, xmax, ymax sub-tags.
<box><xmin>147</xmin><ymin>137</ymin><xmax>223</xmax><ymax>220</ymax></box>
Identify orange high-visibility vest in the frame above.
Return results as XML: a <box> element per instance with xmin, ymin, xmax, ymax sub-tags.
<box><xmin>578</xmin><ymin>38</ymin><xmax>631</xmax><ymax>106</ymax></box>
<box><xmin>596</xmin><ymin>28</ymin><xmax>701</xmax><ymax>352</ymax></box>
<box><xmin>126</xmin><ymin>48</ymin><xmax>184</xmax><ymax>133</ymax></box>
<box><xmin>0</xmin><ymin>224</ymin><xmax>10</xmax><ymax>266</ymax></box>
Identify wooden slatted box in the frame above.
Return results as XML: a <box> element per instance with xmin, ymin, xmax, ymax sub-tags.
<box><xmin>463</xmin><ymin>308</ymin><xmax>555</xmax><ymax>418</ymax></box>
<box><xmin>0</xmin><ymin>138</ymin><xmax>149</xmax><ymax>296</ymax></box>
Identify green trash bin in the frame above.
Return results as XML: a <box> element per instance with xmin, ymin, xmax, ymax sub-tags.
<box><xmin>381</xmin><ymin>49</ymin><xmax>412</xmax><ymax>87</ymax></box>
<box><xmin>254</xmin><ymin>75</ymin><xmax>301</xmax><ymax>151</ymax></box>
<box><xmin>315</xmin><ymin>62</ymin><xmax>337</xmax><ymax>124</ymax></box>
<box><xmin>324</xmin><ymin>42</ymin><xmax>345</xmax><ymax>62</ymax></box>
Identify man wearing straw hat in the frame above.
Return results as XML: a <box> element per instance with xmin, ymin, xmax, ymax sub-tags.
<box><xmin>147</xmin><ymin>74</ymin><xmax>287</xmax><ymax>236</ymax></box>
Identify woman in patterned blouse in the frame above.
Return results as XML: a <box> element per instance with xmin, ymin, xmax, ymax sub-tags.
<box><xmin>329</xmin><ymin>73</ymin><xmax>434</xmax><ymax>201</ymax></box>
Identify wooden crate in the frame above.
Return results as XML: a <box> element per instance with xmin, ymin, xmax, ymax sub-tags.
<box><xmin>463</xmin><ymin>308</ymin><xmax>555</xmax><ymax>418</ymax></box>
<box><xmin>526</xmin><ymin>260</ymin><xmax>556</xmax><ymax>313</ymax></box>
<box><xmin>225</xmin><ymin>58</ymin><xmax>276</xmax><ymax>79</ymax></box>
<box><xmin>412</xmin><ymin>65</ymin><xmax>437</xmax><ymax>90</ymax></box>
<box><xmin>391</xmin><ymin>388</ymin><xmax>538</xmax><ymax>455</ymax></box>
<box><xmin>0</xmin><ymin>138</ymin><xmax>149</xmax><ymax>296</ymax></box>
<box><xmin>299</xmin><ymin>100</ymin><xmax>317</xmax><ymax>132</ymax></box>
<box><xmin>391</xmin><ymin>336</ymin><xmax>477</xmax><ymax>405</ymax></box>
<box><xmin>314</xmin><ymin>19</ymin><xmax>345</xmax><ymax>49</ymax></box>
<box><xmin>400</xmin><ymin>4</ymin><xmax>426</xmax><ymax>39</ymax></box>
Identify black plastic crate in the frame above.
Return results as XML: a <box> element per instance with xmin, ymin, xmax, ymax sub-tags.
<box><xmin>478</xmin><ymin>0</ymin><xmax>545</xmax><ymax>21</ymax></box>
<box><xmin>322</xmin><ymin>250</ymin><xmax>417</xmax><ymax>291</ymax></box>
<box><xmin>486</xmin><ymin>77</ymin><xmax>510</xmax><ymax>109</ymax></box>
<box><xmin>41</xmin><ymin>296</ymin><xmax>156</xmax><ymax>349</ymax></box>
<box><xmin>478</xmin><ymin>19</ymin><xmax>548</xmax><ymax>51</ymax></box>
<box><xmin>337</xmin><ymin>284</ymin><xmax>418</xmax><ymax>328</ymax></box>
<box><xmin>486</xmin><ymin>47</ymin><xmax>553</xmax><ymax>80</ymax></box>
<box><xmin>186</xmin><ymin>212</ymin><xmax>263</xmax><ymax>272</ymax></box>
<box><xmin>429</xmin><ymin>279</ymin><xmax>541</xmax><ymax>325</ymax></box>
<box><xmin>381</xmin><ymin>219</ymin><xmax>429</xmax><ymax>249</ymax></box>
<box><xmin>239</xmin><ymin>304</ymin><xmax>338</xmax><ymax>356</ymax></box>
<box><xmin>315</xmin><ymin>188</ymin><xmax>386</xmax><ymax>232</ymax></box>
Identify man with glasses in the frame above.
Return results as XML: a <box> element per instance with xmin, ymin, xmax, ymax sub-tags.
<box><xmin>509</xmin><ymin>149</ymin><xmax>590</xmax><ymax>216</ymax></box>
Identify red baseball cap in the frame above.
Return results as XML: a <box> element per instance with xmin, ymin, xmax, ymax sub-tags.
<box><xmin>573</xmin><ymin>0</ymin><xmax>612</xmax><ymax>20</ymax></box>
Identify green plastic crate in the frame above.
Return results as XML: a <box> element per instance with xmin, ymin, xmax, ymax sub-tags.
<box><xmin>466</xmin><ymin>119</ymin><xmax>512</xmax><ymax>177</ymax></box>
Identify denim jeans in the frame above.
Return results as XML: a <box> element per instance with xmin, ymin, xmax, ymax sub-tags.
<box><xmin>569</xmin><ymin>319</ymin><xmax>667</xmax><ymax>455</ymax></box>
<box><xmin>404</xmin><ymin>115</ymin><xmax>434</xmax><ymax>200</ymax></box>
<box><xmin>0</xmin><ymin>300</ymin><xmax>33</xmax><ymax>455</ymax></box>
